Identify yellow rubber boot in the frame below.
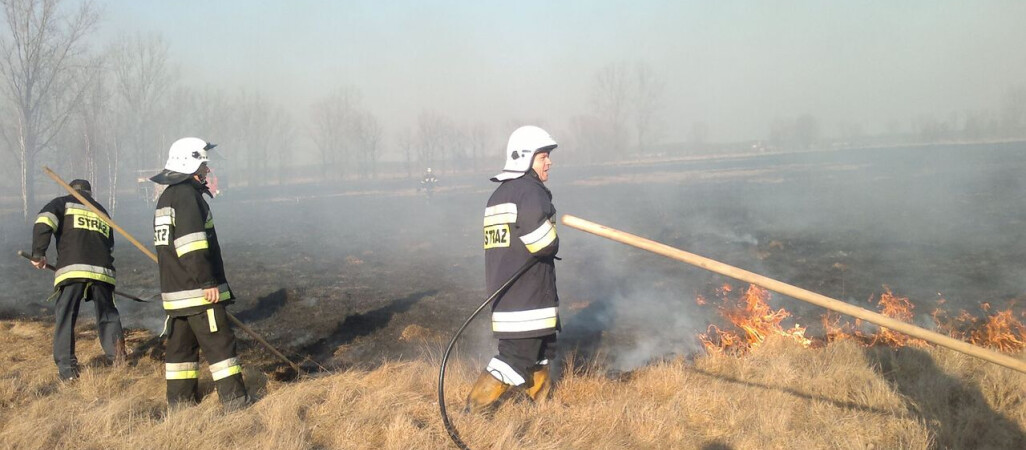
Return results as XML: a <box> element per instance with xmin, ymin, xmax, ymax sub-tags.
<box><xmin>524</xmin><ymin>366</ymin><xmax>552</xmax><ymax>403</ymax></box>
<box><xmin>464</xmin><ymin>371</ymin><xmax>510</xmax><ymax>414</ymax></box>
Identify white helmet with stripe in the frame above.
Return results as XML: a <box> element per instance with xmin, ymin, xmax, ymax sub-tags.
<box><xmin>165</xmin><ymin>137</ymin><xmax>214</xmax><ymax>174</ymax></box>
<box><xmin>491</xmin><ymin>126</ymin><xmax>557</xmax><ymax>182</ymax></box>
<box><xmin>151</xmin><ymin>137</ymin><xmax>217</xmax><ymax>185</ymax></box>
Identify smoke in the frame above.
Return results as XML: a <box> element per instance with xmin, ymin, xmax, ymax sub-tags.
<box><xmin>2</xmin><ymin>142</ymin><xmax>1026</xmax><ymax>374</ymax></box>
<box><xmin>1</xmin><ymin>2</ymin><xmax>1024</xmax><ymax>378</ymax></box>
<box><xmin>541</xmin><ymin>142</ymin><xmax>1026</xmax><ymax>370</ymax></box>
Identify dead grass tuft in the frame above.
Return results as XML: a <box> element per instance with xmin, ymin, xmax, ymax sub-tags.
<box><xmin>1</xmin><ymin>320</ymin><xmax>1023</xmax><ymax>449</ymax></box>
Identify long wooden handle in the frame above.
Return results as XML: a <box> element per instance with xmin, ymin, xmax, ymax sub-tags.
<box><xmin>43</xmin><ymin>167</ymin><xmax>301</xmax><ymax>372</ymax></box>
<box><xmin>43</xmin><ymin>167</ymin><xmax>158</xmax><ymax>262</ymax></box>
<box><xmin>561</xmin><ymin>214</ymin><xmax>1026</xmax><ymax>375</ymax></box>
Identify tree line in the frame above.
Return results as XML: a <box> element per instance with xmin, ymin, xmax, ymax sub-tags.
<box><xmin>0</xmin><ymin>0</ymin><xmax>672</xmax><ymax>221</ymax></box>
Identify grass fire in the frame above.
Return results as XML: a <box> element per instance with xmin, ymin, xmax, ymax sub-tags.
<box><xmin>2</xmin><ymin>143</ymin><xmax>1025</xmax><ymax>448</ymax></box>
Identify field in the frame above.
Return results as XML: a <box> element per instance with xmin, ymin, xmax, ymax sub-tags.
<box><xmin>1</xmin><ymin>143</ymin><xmax>1025</xmax><ymax>448</ymax></box>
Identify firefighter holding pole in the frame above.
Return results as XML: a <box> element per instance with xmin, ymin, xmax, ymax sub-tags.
<box><xmin>466</xmin><ymin>126</ymin><xmax>561</xmax><ymax>413</ymax></box>
<box><xmin>29</xmin><ymin>179</ymin><xmax>127</xmax><ymax>381</ymax></box>
<box><xmin>150</xmin><ymin>137</ymin><xmax>249</xmax><ymax>409</ymax></box>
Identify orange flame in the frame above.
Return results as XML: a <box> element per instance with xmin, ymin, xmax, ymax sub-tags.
<box><xmin>698</xmin><ymin>284</ymin><xmax>1025</xmax><ymax>354</ymax></box>
<box><xmin>934</xmin><ymin>305</ymin><xmax>1026</xmax><ymax>353</ymax></box>
<box><xmin>699</xmin><ymin>284</ymin><xmax>811</xmax><ymax>354</ymax></box>
<box><xmin>868</xmin><ymin>287</ymin><xmax>927</xmax><ymax>348</ymax></box>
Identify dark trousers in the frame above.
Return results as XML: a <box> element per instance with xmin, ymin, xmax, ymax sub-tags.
<box><xmin>495</xmin><ymin>333</ymin><xmax>557</xmax><ymax>384</ymax></box>
<box><xmin>165</xmin><ymin>305</ymin><xmax>247</xmax><ymax>407</ymax></box>
<box><xmin>53</xmin><ymin>281</ymin><xmax>124</xmax><ymax>380</ymax></box>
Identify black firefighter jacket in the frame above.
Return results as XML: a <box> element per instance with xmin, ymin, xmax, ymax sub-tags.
<box><xmin>484</xmin><ymin>172</ymin><xmax>559</xmax><ymax>339</ymax></box>
<box><xmin>154</xmin><ymin>178</ymin><xmax>234</xmax><ymax>317</ymax></box>
<box><xmin>32</xmin><ymin>194</ymin><xmax>116</xmax><ymax>288</ymax></box>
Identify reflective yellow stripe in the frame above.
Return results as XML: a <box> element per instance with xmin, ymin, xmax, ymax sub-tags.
<box><xmin>162</xmin><ymin>289</ymin><xmax>231</xmax><ymax>310</ymax></box>
<box><xmin>65</xmin><ymin>207</ymin><xmax>104</xmax><ymax>220</ymax></box>
<box><xmin>483</xmin><ymin>203</ymin><xmax>518</xmax><ymax>226</ymax></box>
<box><xmin>165</xmin><ymin>362</ymin><xmax>200</xmax><ymax>380</ymax></box>
<box><xmin>54</xmin><ymin>270</ymin><xmax>116</xmax><ymax>287</ymax></box>
<box><xmin>166</xmin><ymin>370</ymin><xmax>199</xmax><ymax>380</ymax></box>
<box><xmin>209</xmin><ymin>357</ymin><xmax>240</xmax><ymax>372</ymax></box>
<box><xmin>493</xmin><ymin>317</ymin><xmax>558</xmax><ymax>333</ymax></box>
<box><xmin>521</xmin><ymin>220</ymin><xmax>557</xmax><ymax>254</ymax></box>
<box><xmin>492</xmin><ymin>307</ymin><xmax>559</xmax><ymax>333</ymax></box>
<box><xmin>211</xmin><ymin>365</ymin><xmax>242</xmax><ymax>381</ymax></box>
<box><xmin>207</xmin><ymin>309</ymin><xmax>218</xmax><ymax>333</ymax></box>
<box><xmin>166</xmin><ymin>362</ymin><xmax>199</xmax><ymax>371</ymax></box>
<box><xmin>175</xmin><ymin>240</ymin><xmax>209</xmax><ymax>257</ymax></box>
<box><xmin>155</xmin><ymin>207</ymin><xmax>175</xmax><ymax>226</ymax></box>
<box><xmin>35</xmin><ymin>214</ymin><xmax>57</xmax><ymax>230</ymax></box>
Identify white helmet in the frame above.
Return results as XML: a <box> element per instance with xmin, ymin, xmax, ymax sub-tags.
<box><xmin>165</xmin><ymin>137</ymin><xmax>214</xmax><ymax>174</ymax></box>
<box><xmin>150</xmin><ymin>137</ymin><xmax>216</xmax><ymax>185</ymax></box>
<box><xmin>491</xmin><ymin>125</ymin><xmax>557</xmax><ymax>182</ymax></box>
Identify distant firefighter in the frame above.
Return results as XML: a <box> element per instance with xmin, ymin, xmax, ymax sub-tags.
<box><xmin>30</xmin><ymin>178</ymin><xmax>126</xmax><ymax>381</ymax></box>
<box><xmin>420</xmin><ymin>167</ymin><xmax>438</xmax><ymax>197</ymax></box>
<box><xmin>467</xmin><ymin>125</ymin><xmax>560</xmax><ymax>413</ymax></box>
<box><xmin>151</xmin><ymin>137</ymin><xmax>249</xmax><ymax>410</ymax></box>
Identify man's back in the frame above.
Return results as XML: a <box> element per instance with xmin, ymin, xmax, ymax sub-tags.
<box><xmin>33</xmin><ymin>193</ymin><xmax>115</xmax><ymax>287</ymax></box>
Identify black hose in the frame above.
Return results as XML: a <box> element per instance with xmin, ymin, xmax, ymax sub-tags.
<box><xmin>438</xmin><ymin>258</ymin><xmax>538</xmax><ymax>450</ymax></box>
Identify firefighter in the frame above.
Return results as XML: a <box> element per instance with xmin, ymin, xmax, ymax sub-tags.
<box><xmin>420</xmin><ymin>167</ymin><xmax>438</xmax><ymax>198</ymax></box>
<box><xmin>151</xmin><ymin>137</ymin><xmax>248</xmax><ymax>409</ymax></box>
<box><xmin>466</xmin><ymin>125</ymin><xmax>560</xmax><ymax>413</ymax></box>
<box><xmin>31</xmin><ymin>179</ymin><xmax>126</xmax><ymax>381</ymax></box>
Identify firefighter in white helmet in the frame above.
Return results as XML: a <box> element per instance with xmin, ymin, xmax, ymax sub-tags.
<box><xmin>420</xmin><ymin>167</ymin><xmax>438</xmax><ymax>197</ymax></box>
<box><xmin>467</xmin><ymin>125</ymin><xmax>560</xmax><ymax>413</ymax></box>
<box><xmin>151</xmin><ymin>137</ymin><xmax>248</xmax><ymax>409</ymax></box>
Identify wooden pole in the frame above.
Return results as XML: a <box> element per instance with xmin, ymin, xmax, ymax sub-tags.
<box><xmin>18</xmin><ymin>250</ymin><xmax>152</xmax><ymax>302</ymax></box>
<box><xmin>561</xmin><ymin>214</ymin><xmax>1026</xmax><ymax>375</ymax></box>
<box><xmin>43</xmin><ymin>166</ymin><xmax>301</xmax><ymax>372</ymax></box>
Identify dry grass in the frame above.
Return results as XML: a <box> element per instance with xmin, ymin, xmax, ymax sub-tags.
<box><xmin>1</xmin><ymin>320</ymin><xmax>1024</xmax><ymax>449</ymax></box>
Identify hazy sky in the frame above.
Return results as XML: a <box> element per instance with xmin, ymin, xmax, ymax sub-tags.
<box><xmin>99</xmin><ymin>1</ymin><xmax>1026</xmax><ymax>142</ymax></box>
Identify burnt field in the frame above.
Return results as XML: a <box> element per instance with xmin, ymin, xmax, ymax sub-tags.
<box><xmin>2</xmin><ymin>142</ymin><xmax>1026</xmax><ymax>375</ymax></box>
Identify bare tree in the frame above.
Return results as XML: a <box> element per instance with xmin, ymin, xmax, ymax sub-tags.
<box><xmin>351</xmin><ymin>110</ymin><xmax>382</xmax><ymax>179</ymax></box>
<box><xmin>450</xmin><ymin>126</ymin><xmax>468</xmax><ymax>174</ymax></box>
<box><xmin>416</xmin><ymin>111</ymin><xmax>454</xmax><ymax>174</ymax></box>
<box><xmin>396</xmin><ymin>128</ymin><xmax>415</xmax><ymax>178</ymax></box>
<box><xmin>770</xmin><ymin>114</ymin><xmax>821</xmax><ymax>150</ymax></box>
<box><xmin>108</xmin><ymin>32</ymin><xmax>175</xmax><ymax>204</ymax></box>
<box><xmin>688</xmin><ymin>121</ymin><xmax>709</xmax><ymax>146</ymax></box>
<box><xmin>70</xmin><ymin>57</ymin><xmax>112</xmax><ymax>204</ymax></box>
<box><xmin>109</xmin><ymin>33</ymin><xmax>174</xmax><ymax>176</ymax></box>
<box><xmin>592</xmin><ymin>62</ymin><xmax>631</xmax><ymax>159</ymax></box>
<box><xmin>1001</xmin><ymin>85</ymin><xmax>1026</xmax><ymax>139</ymax></box>
<box><xmin>632</xmin><ymin>62</ymin><xmax>664</xmax><ymax>155</ymax></box>
<box><xmin>233</xmin><ymin>90</ymin><xmax>275</xmax><ymax>186</ymax></box>
<box><xmin>466</xmin><ymin>123</ymin><xmax>491</xmax><ymax>171</ymax></box>
<box><xmin>0</xmin><ymin>0</ymin><xmax>100</xmax><ymax>219</ymax></box>
<box><xmin>157</xmin><ymin>87</ymin><xmax>228</xmax><ymax>145</ymax></box>
<box><xmin>567</xmin><ymin>114</ymin><xmax>607</xmax><ymax>163</ymax></box>
<box><xmin>310</xmin><ymin>87</ymin><xmax>360</xmax><ymax>181</ymax></box>
<box><xmin>266</xmin><ymin>106</ymin><xmax>296</xmax><ymax>185</ymax></box>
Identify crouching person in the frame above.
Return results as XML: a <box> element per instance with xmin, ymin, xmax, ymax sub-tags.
<box><xmin>152</xmin><ymin>137</ymin><xmax>248</xmax><ymax>409</ymax></box>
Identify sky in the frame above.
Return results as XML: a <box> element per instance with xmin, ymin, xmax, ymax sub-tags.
<box><xmin>97</xmin><ymin>1</ymin><xmax>1026</xmax><ymax>143</ymax></box>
